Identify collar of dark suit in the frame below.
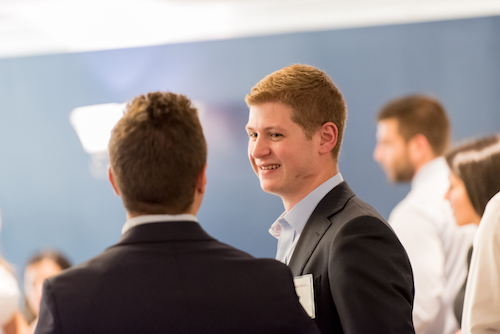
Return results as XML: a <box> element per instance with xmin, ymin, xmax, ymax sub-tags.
<box><xmin>114</xmin><ymin>221</ymin><xmax>214</xmax><ymax>246</ymax></box>
<box><xmin>288</xmin><ymin>181</ymin><xmax>355</xmax><ymax>274</ymax></box>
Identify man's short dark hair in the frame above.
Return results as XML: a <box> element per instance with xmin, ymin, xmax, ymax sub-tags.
<box><xmin>377</xmin><ymin>95</ymin><xmax>450</xmax><ymax>156</ymax></box>
<box><xmin>109</xmin><ymin>92</ymin><xmax>207</xmax><ymax>215</ymax></box>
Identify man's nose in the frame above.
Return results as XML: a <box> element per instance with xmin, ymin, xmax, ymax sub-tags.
<box><xmin>251</xmin><ymin>136</ymin><xmax>270</xmax><ymax>159</ymax></box>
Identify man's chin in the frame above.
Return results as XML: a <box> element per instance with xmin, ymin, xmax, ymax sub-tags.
<box><xmin>391</xmin><ymin>173</ymin><xmax>413</xmax><ymax>183</ymax></box>
<box><xmin>381</xmin><ymin>170</ymin><xmax>397</xmax><ymax>184</ymax></box>
<box><xmin>259</xmin><ymin>182</ymin><xmax>280</xmax><ymax>195</ymax></box>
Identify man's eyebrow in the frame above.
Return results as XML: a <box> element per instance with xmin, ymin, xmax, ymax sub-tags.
<box><xmin>245</xmin><ymin>125</ymin><xmax>285</xmax><ymax>132</ymax></box>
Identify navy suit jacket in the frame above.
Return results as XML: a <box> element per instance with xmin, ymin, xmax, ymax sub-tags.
<box><xmin>35</xmin><ymin>221</ymin><xmax>319</xmax><ymax>334</ymax></box>
<box><xmin>289</xmin><ymin>182</ymin><xmax>415</xmax><ymax>334</ymax></box>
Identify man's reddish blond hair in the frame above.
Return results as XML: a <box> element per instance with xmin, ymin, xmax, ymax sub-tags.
<box><xmin>245</xmin><ymin>64</ymin><xmax>347</xmax><ymax>159</ymax></box>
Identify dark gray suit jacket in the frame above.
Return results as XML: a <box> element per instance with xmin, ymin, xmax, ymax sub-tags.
<box><xmin>35</xmin><ymin>221</ymin><xmax>319</xmax><ymax>334</ymax></box>
<box><xmin>289</xmin><ymin>182</ymin><xmax>415</xmax><ymax>333</ymax></box>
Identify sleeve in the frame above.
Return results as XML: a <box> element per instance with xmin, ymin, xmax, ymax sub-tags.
<box><xmin>34</xmin><ymin>279</ymin><xmax>61</xmax><ymax>334</ymax></box>
<box><xmin>389</xmin><ymin>204</ymin><xmax>446</xmax><ymax>333</ymax></box>
<box><xmin>329</xmin><ymin>215</ymin><xmax>414</xmax><ymax>334</ymax></box>
<box><xmin>462</xmin><ymin>193</ymin><xmax>500</xmax><ymax>334</ymax></box>
<box><xmin>0</xmin><ymin>265</ymin><xmax>19</xmax><ymax>326</ymax></box>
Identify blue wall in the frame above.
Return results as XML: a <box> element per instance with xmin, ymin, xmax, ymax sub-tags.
<box><xmin>0</xmin><ymin>16</ymin><xmax>499</xmax><ymax>273</ymax></box>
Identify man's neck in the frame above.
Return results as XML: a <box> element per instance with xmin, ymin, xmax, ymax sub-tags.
<box><xmin>126</xmin><ymin>209</ymin><xmax>196</xmax><ymax>220</ymax></box>
<box><xmin>282</xmin><ymin>167</ymin><xmax>338</xmax><ymax>212</ymax></box>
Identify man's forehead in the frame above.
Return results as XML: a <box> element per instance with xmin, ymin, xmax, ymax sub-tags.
<box><xmin>247</xmin><ymin>104</ymin><xmax>291</xmax><ymax>122</ymax></box>
<box><xmin>245</xmin><ymin>112</ymin><xmax>286</xmax><ymax>130</ymax></box>
<box><xmin>376</xmin><ymin>122</ymin><xmax>388</xmax><ymax>136</ymax></box>
<box><xmin>377</xmin><ymin>119</ymin><xmax>399</xmax><ymax>136</ymax></box>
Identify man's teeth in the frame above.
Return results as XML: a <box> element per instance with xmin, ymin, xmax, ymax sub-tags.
<box><xmin>261</xmin><ymin>165</ymin><xmax>280</xmax><ymax>170</ymax></box>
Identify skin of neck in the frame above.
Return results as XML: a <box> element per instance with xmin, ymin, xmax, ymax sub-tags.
<box><xmin>472</xmin><ymin>215</ymin><xmax>481</xmax><ymax>226</ymax></box>
<box><xmin>126</xmin><ymin>192</ymin><xmax>203</xmax><ymax>220</ymax></box>
<box><xmin>281</xmin><ymin>159</ymin><xmax>339</xmax><ymax>212</ymax></box>
<box><xmin>408</xmin><ymin>134</ymin><xmax>439</xmax><ymax>177</ymax></box>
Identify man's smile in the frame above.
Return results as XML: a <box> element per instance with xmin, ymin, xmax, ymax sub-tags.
<box><xmin>260</xmin><ymin>164</ymin><xmax>281</xmax><ymax>170</ymax></box>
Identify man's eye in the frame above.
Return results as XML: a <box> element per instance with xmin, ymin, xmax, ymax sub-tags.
<box><xmin>248</xmin><ymin>132</ymin><xmax>257</xmax><ymax>138</ymax></box>
<box><xmin>270</xmin><ymin>133</ymin><xmax>283</xmax><ymax>138</ymax></box>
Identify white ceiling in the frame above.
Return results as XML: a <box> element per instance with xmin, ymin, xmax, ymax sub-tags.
<box><xmin>1</xmin><ymin>0</ymin><xmax>500</xmax><ymax>59</ymax></box>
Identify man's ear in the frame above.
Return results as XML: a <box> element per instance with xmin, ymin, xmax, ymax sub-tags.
<box><xmin>108</xmin><ymin>166</ymin><xmax>121</xmax><ymax>196</ymax></box>
<box><xmin>408</xmin><ymin>133</ymin><xmax>433</xmax><ymax>164</ymax></box>
<box><xmin>318</xmin><ymin>122</ymin><xmax>338</xmax><ymax>155</ymax></box>
<box><xmin>196</xmin><ymin>164</ymin><xmax>208</xmax><ymax>195</ymax></box>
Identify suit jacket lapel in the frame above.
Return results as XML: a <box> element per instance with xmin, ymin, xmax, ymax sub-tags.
<box><xmin>288</xmin><ymin>182</ymin><xmax>355</xmax><ymax>275</ymax></box>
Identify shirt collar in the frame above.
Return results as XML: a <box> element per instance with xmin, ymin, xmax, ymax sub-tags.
<box><xmin>269</xmin><ymin>173</ymin><xmax>343</xmax><ymax>238</ymax></box>
<box><xmin>412</xmin><ymin>157</ymin><xmax>449</xmax><ymax>190</ymax></box>
<box><xmin>121</xmin><ymin>214</ymin><xmax>198</xmax><ymax>235</ymax></box>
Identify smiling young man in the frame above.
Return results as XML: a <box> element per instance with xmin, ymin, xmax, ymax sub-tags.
<box><xmin>373</xmin><ymin>95</ymin><xmax>476</xmax><ymax>334</ymax></box>
<box><xmin>245</xmin><ymin>64</ymin><xmax>415</xmax><ymax>334</ymax></box>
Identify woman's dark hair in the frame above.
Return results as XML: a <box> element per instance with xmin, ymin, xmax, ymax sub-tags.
<box><xmin>26</xmin><ymin>249</ymin><xmax>71</xmax><ymax>270</ymax></box>
<box><xmin>23</xmin><ymin>249</ymin><xmax>71</xmax><ymax>323</ymax></box>
<box><xmin>445</xmin><ymin>134</ymin><xmax>500</xmax><ymax>217</ymax></box>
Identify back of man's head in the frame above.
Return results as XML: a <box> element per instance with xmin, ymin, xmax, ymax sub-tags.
<box><xmin>377</xmin><ymin>95</ymin><xmax>450</xmax><ymax>156</ymax></box>
<box><xmin>109</xmin><ymin>91</ymin><xmax>207</xmax><ymax>215</ymax></box>
<box><xmin>245</xmin><ymin>64</ymin><xmax>346</xmax><ymax>159</ymax></box>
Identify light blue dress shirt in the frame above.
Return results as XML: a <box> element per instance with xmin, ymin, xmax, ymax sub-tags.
<box><xmin>269</xmin><ymin>173</ymin><xmax>343</xmax><ymax>264</ymax></box>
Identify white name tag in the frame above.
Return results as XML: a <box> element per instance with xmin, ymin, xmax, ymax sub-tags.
<box><xmin>294</xmin><ymin>274</ymin><xmax>316</xmax><ymax>319</ymax></box>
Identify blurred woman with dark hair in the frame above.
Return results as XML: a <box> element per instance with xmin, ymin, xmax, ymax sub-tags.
<box><xmin>23</xmin><ymin>249</ymin><xmax>71</xmax><ymax>333</ymax></box>
<box><xmin>444</xmin><ymin>134</ymin><xmax>500</xmax><ymax>332</ymax></box>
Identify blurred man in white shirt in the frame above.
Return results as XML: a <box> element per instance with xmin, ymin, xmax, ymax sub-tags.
<box><xmin>374</xmin><ymin>95</ymin><xmax>476</xmax><ymax>334</ymax></box>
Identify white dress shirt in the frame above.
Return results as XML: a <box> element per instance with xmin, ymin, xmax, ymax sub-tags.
<box><xmin>269</xmin><ymin>173</ymin><xmax>343</xmax><ymax>264</ymax></box>
<box><xmin>0</xmin><ymin>264</ymin><xmax>19</xmax><ymax>329</ymax></box>
<box><xmin>122</xmin><ymin>214</ymin><xmax>198</xmax><ymax>235</ymax></box>
<box><xmin>389</xmin><ymin>157</ymin><xmax>477</xmax><ymax>334</ymax></box>
<box><xmin>462</xmin><ymin>191</ymin><xmax>500</xmax><ymax>334</ymax></box>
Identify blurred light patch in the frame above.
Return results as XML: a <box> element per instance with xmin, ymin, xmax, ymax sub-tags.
<box><xmin>69</xmin><ymin>100</ymin><xmax>205</xmax><ymax>179</ymax></box>
<box><xmin>70</xmin><ymin>103</ymin><xmax>125</xmax><ymax>179</ymax></box>
<box><xmin>70</xmin><ymin>103</ymin><xmax>126</xmax><ymax>155</ymax></box>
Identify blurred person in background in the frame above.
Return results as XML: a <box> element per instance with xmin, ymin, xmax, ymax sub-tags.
<box><xmin>462</xmin><ymin>190</ymin><xmax>500</xmax><ymax>334</ymax></box>
<box><xmin>0</xmin><ymin>211</ymin><xmax>27</xmax><ymax>334</ymax></box>
<box><xmin>23</xmin><ymin>250</ymin><xmax>71</xmax><ymax>333</ymax></box>
<box><xmin>444</xmin><ymin>134</ymin><xmax>500</xmax><ymax>333</ymax></box>
<box><xmin>374</xmin><ymin>95</ymin><xmax>476</xmax><ymax>334</ymax></box>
